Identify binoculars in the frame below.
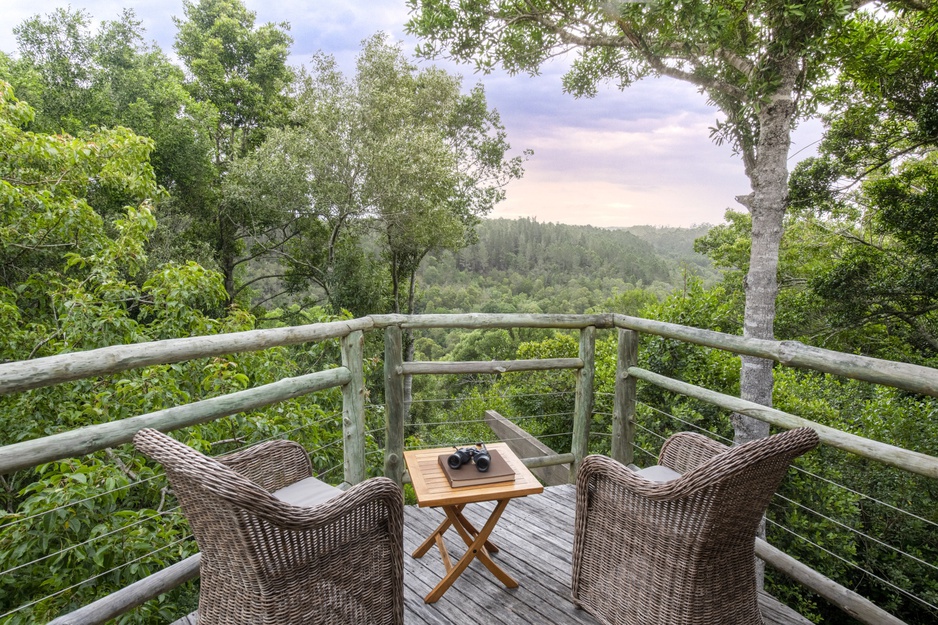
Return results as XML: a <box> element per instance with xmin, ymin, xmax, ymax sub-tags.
<box><xmin>447</xmin><ymin>443</ymin><xmax>491</xmax><ymax>472</ymax></box>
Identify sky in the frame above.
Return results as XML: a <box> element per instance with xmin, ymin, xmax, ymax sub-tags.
<box><xmin>0</xmin><ymin>0</ymin><xmax>823</xmax><ymax>228</ymax></box>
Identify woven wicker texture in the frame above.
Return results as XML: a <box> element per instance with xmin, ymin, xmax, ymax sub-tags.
<box><xmin>572</xmin><ymin>427</ymin><xmax>819</xmax><ymax>625</ymax></box>
<box><xmin>133</xmin><ymin>428</ymin><xmax>404</xmax><ymax>625</ymax></box>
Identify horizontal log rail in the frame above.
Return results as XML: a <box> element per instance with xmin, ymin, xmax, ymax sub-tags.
<box><xmin>399</xmin><ymin>358</ymin><xmax>583</xmax><ymax>375</ymax></box>
<box><xmin>6</xmin><ymin>312</ymin><xmax>938</xmax><ymax>398</ymax></box>
<box><xmin>46</xmin><ymin>555</ymin><xmax>201</xmax><ymax>625</ymax></box>
<box><xmin>627</xmin><ymin>367</ymin><xmax>938</xmax><ymax>480</ymax></box>
<box><xmin>371</xmin><ymin>313</ymin><xmax>614</xmax><ymax>329</ymax></box>
<box><xmin>0</xmin><ymin>317</ymin><xmax>372</xmax><ymax>396</ymax></box>
<box><xmin>756</xmin><ymin>540</ymin><xmax>907</xmax><ymax>625</ymax></box>
<box><xmin>2</xmin><ymin>313</ymin><xmax>936</xmax><ymax>625</ymax></box>
<box><xmin>0</xmin><ymin>368</ymin><xmax>351</xmax><ymax>475</ymax></box>
<box><xmin>615</xmin><ymin>314</ymin><xmax>938</xmax><ymax>398</ymax></box>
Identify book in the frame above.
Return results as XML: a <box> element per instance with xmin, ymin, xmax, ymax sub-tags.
<box><xmin>437</xmin><ymin>449</ymin><xmax>516</xmax><ymax>488</ymax></box>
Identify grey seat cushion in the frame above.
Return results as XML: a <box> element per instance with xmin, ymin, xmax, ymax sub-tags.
<box><xmin>272</xmin><ymin>476</ymin><xmax>341</xmax><ymax>508</ymax></box>
<box><xmin>635</xmin><ymin>464</ymin><xmax>681</xmax><ymax>483</ymax></box>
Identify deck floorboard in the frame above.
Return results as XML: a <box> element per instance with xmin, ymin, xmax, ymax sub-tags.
<box><xmin>172</xmin><ymin>484</ymin><xmax>811</xmax><ymax>625</ymax></box>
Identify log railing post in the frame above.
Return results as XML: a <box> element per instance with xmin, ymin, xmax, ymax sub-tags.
<box><xmin>571</xmin><ymin>325</ymin><xmax>596</xmax><ymax>482</ymax></box>
<box><xmin>341</xmin><ymin>330</ymin><xmax>366</xmax><ymax>485</ymax></box>
<box><xmin>384</xmin><ymin>325</ymin><xmax>405</xmax><ymax>485</ymax></box>
<box><xmin>612</xmin><ymin>328</ymin><xmax>638</xmax><ymax>466</ymax></box>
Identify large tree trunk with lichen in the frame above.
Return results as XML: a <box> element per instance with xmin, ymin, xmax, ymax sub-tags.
<box><xmin>735</xmin><ymin>77</ymin><xmax>797</xmax><ymax>443</ymax></box>
<box><xmin>735</xmin><ymin>71</ymin><xmax>798</xmax><ymax>588</ymax></box>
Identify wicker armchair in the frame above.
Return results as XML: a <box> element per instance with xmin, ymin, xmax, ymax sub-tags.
<box><xmin>572</xmin><ymin>427</ymin><xmax>819</xmax><ymax>625</ymax></box>
<box><xmin>133</xmin><ymin>428</ymin><xmax>404</xmax><ymax>625</ymax></box>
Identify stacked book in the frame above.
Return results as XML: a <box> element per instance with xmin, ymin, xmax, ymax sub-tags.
<box><xmin>437</xmin><ymin>450</ymin><xmax>516</xmax><ymax>488</ymax></box>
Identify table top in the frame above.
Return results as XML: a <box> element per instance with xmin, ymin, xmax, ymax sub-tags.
<box><xmin>404</xmin><ymin>442</ymin><xmax>544</xmax><ymax>508</ymax></box>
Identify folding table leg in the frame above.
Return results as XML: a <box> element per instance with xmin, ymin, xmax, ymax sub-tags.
<box><xmin>424</xmin><ymin>499</ymin><xmax>518</xmax><ymax>603</ymax></box>
<box><xmin>413</xmin><ymin>507</ymin><xmax>456</xmax><ymax>558</ymax></box>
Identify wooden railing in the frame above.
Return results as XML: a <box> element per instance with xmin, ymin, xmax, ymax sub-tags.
<box><xmin>0</xmin><ymin>313</ymin><xmax>935</xmax><ymax>625</ymax></box>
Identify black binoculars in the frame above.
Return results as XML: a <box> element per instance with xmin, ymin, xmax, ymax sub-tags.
<box><xmin>447</xmin><ymin>443</ymin><xmax>491</xmax><ymax>472</ymax></box>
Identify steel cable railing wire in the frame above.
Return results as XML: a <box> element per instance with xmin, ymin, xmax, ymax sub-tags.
<box><xmin>632</xmin><ymin>443</ymin><xmax>657</xmax><ymax>460</ymax></box>
<box><xmin>635</xmin><ymin>401</ymin><xmax>937</xmax><ymax>531</ymax></box>
<box><xmin>0</xmin><ymin>534</ymin><xmax>197</xmax><ymax>620</ymax></box>
<box><xmin>405</xmin><ymin>411</ymin><xmax>573</xmax><ymax>430</ymax></box>
<box><xmin>0</xmin><ymin>472</ymin><xmax>164</xmax><ymax>532</ymax></box>
<box><xmin>0</xmin><ymin>410</ymin><xmax>346</xmax><ymax>614</ymax></box>
<box><xmin>0</xmin><ymin>411</ymin><xmax>343</xmax><ymax>531</ymax></box>
<box><xmin>637</xmin><ymin>401</ymin><xmax>735</xmax><ymax>444</ymax></box>
<box><xmin>408</xmin><ymin>390</ymin><xmax>573</xmax><ymax>405</ymax></box>
<box><xmin>402</xmin><ymin>431</ymin><xmax>574</xmax><ymax>453</ymax></box>
<box><xmin>789</xmin><ymin>463</ymin><xmax>938</xmax><ymax>531</ymax></box>
<box><xmin>0</xmin><ymin>504</ymin><xmax>184</xmax><ymax>577</ymax></box>
<box><xmin>767</xmin><ymin>518</ymin><xmax>938</xmax><ymax>616</ymax></box>
<box><xmin>768</xmin><ymin>497</ymin><xmax>938</xmax><ymax>575</ymax></box>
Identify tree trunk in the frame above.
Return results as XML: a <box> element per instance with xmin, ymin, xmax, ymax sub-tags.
<box><xmin>401</xmin><ymin>269</ymin><xmax>420</xmax><ymax>421</ymax></box>
<box><xmin>218</xmin><ymin>213</ymin><xmax>237</xmax><ymax>304</ymax></box>
<box><xmin>735</xmin><ymin>82</ymin><xmax>796</xmax><ymax>445</ymax></box>
<box><xmin>736</xmin><ymin>73</ymin><xmax>797</xmax><ymax>589</ymax></box>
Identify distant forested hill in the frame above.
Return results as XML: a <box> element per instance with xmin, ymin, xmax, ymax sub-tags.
<box><xmin>417</xmin><ymin>218</ymin><xmax>714</xmax><ymax>314</ymax></box>
<box><xmin>621</xmin><ymin>225</ymin><xmax>716</xmax><ymax>272</ymax></box>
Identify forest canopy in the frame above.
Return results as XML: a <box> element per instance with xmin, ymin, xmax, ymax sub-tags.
<box><xmin>0</xmin><ymin>0</ymin><xmax>937</xmax><ymax>624</ymax></box>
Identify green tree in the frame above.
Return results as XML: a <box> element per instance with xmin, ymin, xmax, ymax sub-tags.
<box><xmin>231</xmin><ymin>35</ymin><xmax>527</xmax><ymax>316</ymax></box>
<box><xmin>173</xmin><ymin>0</ymin><xmax>294</xmax><ymax>300</ymax></box>
<box><xmin>0</xmin><ymin>79</ymin><xmax>159</xmax><ymax>319</ymax></box>
<box><xmin>0</xmin><ymin>81</ymin><xmax>353</xmax><ymax>622</ymax></box>
<box><xmin>403</xmin><ymin>0</ymin><xmax>921</xmax><ymax>450</ymax></box>
<box><xmin>785</xmin><ymin>6</ymin><xmax>938</xmax><ymax>361</ymax></box>
<box><xmin>6</xmin><ymin>7</ymin><xmax>218</xmax><ymax>271</ymax></box>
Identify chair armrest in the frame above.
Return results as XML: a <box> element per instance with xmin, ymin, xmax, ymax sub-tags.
<box><xmin>215</xmin><ymin>475</ymin><xmax>403</xmax><ymax>534</ymax></box>
<box><xmin>217</xmin><ymin>439</ymin><xmax>313</xmax><ymax>491</ymax></box>
<box><xmin>577</xmin><ymin>454</ymin><xmax>700</xmax><ymax>502</ymax></box>
<box><xmin>658</xmin><ymin>432</ymin><xmax>728</xmax><ymax>474</ymax></box>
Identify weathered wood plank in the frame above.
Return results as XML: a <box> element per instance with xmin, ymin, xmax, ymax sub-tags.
<box><xmin>166</xmin><ymin>485</ymin><xmax>812</xmax><ymax>625</ymax></box>
<box><xmin>399</xmin><ymin>358</ymin><xmax>583</xmax><ymax>375</ymax></box>
<box><xmin>629</xmin><ymin>366</ymin><xmax>938</xmax><ymax>480</ymax></box>
<box><xmin>615</xmin><ymin>313</ymin><xmax>938</xmax><ymax>398</ymax></box>
<box><xmin>402</xmin><ymin>484</ymin><xmax>813</xmax><ymax>625</ymax></box>
<box><xmin>484</xmin><ymin>410</ymin><xmax>569</xmax><ymax>486</ymax></box>
<box><xmin>756</xmin><ymin>539</ymin><xmax>907</xmax><ymax>625</ymax></box>
<box><xmin>0</xmin><ymin>318</ymin><xmax>372</xmax><ymax>396</ymax></box>
<box><xmin>50</xmin><ymin>555</ymin><xmax>199</xmax><ymax>625</ymax></box>
<box><xmin>522</xmin><ymin>453</ymin><xmax>575</xmax><ymax>470</ymax></box>
<box><xmin>0</xmin><ymin>368</ymin><xmax>351</xmax><ymax>475</ymax></box>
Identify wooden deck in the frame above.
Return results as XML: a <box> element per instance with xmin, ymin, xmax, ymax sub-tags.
<box><xmin>172</xmin><ymin>483</ymin><xmax>810</xmax><ymax>625</ymax></box>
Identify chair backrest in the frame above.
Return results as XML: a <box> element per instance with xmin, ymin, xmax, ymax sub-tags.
<box><xmin>657</xmin><ymin>427</ymin><xmax>820</xmax><ymax>542</ymax></box>
<box><xmin>133</xmin><ymin>428</ymin><xmax>405</xmax><ymax>625</ymax></box>
<box><xmin>133</xmin><ymin>428</ymin><xmax>282</xmax><ymax>571</ymax></box>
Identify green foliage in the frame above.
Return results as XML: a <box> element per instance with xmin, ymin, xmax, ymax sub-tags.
<box><xmin>418</xmin><ymin>218</ymin><xmax>682</xmax><ymax>315</ymax></box>
<box><xmin>0</xmin><ymin>81</ymin><xmax>348</xmax><ymax>623</ymax></box>
<box><xmin>5</xmin><ymin>7</ymin><xmax>218</xmax><ymax>270</ymax></box>
<box><xmin>173</xmin><ymin>0</ymin><xmax>293</xmax><ymax>149</ymax></box>
<box><xmin>767</xmin><ymin>371</ymin><xmax>938</xmax><ymax>624</ymax></box>
<box><xmin>780</xmin><ymin>5</ymin><xmax>938</xmax><ymax>362</ymax></box>
<box><xmin>172</xmin><ymin>0</ymin><xmax>295</xmax><ymax>301</ymax></box>
<box><xmin>232</xmin><ymin>35</ymin><xmax>527</xmax><ymax>316</ymax></box>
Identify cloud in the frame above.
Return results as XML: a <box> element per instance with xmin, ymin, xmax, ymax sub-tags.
<box><xmin>1</xmin><ymin>0</ymin><xmax>823</xmax><ymax>229</ymax></box>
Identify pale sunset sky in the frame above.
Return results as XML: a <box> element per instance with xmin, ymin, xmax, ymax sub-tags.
<box><xmin>1</xmin><ymin>1</ymin><xmax>823</xmax><ymax>228</ymax></box>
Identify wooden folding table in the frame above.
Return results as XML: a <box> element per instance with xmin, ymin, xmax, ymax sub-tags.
<box><xmin>404</xmin><ymin>443</ymin><xmax>544</xmax><ymax>603</ymax></box>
